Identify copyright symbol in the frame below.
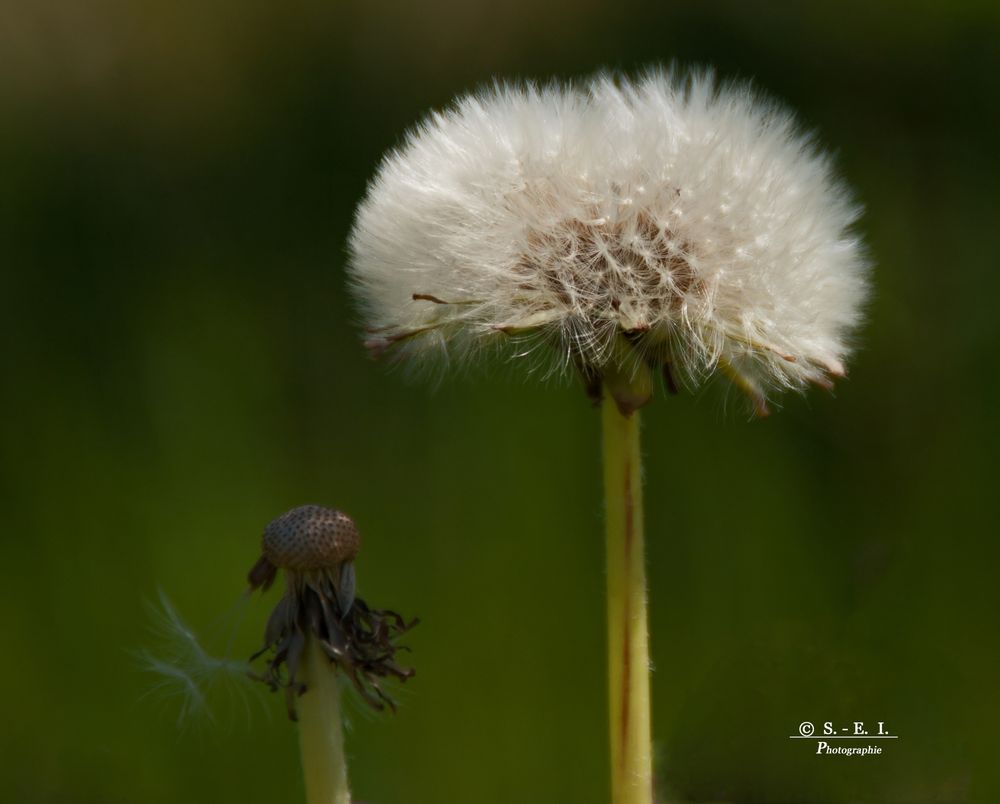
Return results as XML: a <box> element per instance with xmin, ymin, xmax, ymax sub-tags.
<box><xmin>798</xmin><ymin>721</ymin><xmax>815</xmax><ymax>736</ymax></box>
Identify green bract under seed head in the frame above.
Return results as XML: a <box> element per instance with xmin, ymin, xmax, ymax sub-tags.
<box><xmin>262</xmin><ymin>504</ymin><xmax>360</xmax><ymax>571</ymax></box>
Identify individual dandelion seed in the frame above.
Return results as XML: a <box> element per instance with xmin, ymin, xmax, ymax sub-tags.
<box><xmin>248</xmin><ymin>505</ymin><xmax>417</xmax><ymax>804</ymax></box>
<box><xmin>347</xmin><ymin>69</ymin><xmax>869</xmax><ymax>804</ymax></box>
<box><xmin>137</xmin><ymin>589</ymin><xmax>261</xmax><ymax>729</ymax></box>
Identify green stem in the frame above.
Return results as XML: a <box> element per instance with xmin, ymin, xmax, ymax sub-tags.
<box><xmin>602</xmin><ymin>396</ymin><xmax>653</xmax><ymax>804</ymax></box>
<box><xmin>298</xmin><ymin>635</ymin><xmax>351</xmax><ymax>804</ymax></box>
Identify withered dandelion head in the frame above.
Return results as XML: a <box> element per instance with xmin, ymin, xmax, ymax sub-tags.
<box><xmin>247</xmin><ymin>505</ymin><xmax>416</xmax><ymax>718</ymax></box>
<box><xmin>348</xmin><ymin>69</ymin><xmax>870</xmax><ymax>414</ymax></box>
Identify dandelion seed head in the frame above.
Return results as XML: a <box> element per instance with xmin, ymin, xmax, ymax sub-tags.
<box><xmin>348</xmin><ymin>69</ymin><xmax>869</xmax><ymax>409</ymax></box>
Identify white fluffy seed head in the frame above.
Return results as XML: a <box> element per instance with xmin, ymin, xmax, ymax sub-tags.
<box><xmin>348</xmin><ymin>69</ymin><xmax>869</xmax><ymax>402</ymax></box>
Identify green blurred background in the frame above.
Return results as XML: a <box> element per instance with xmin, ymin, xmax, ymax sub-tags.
<box><xmin>2</xmin><ymin>1</ymin><xmax>998</xmax><ymax>802</ymax></box>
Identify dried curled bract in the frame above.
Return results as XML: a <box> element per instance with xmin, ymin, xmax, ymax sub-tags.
<box><xmin>247</xmin><ymin>505</ymin><xmax>417</xmax><ymax>718</ymax></box>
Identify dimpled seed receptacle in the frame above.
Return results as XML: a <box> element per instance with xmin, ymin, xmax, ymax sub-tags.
<box><xmin>263</xmin><ymin>505</ymin><xmax>360</xmax><ymax>571</ymax></box>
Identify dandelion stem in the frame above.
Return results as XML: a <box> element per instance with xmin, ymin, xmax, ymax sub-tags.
<box><xmin>298</xmin><ymin>635</ymin><xmax>350</xmax><ymax>804</ymax></box>
<box><xmin>602</xmin><ymin>396</ymin><xmax>653</xmax><ymax>804</ymax></box>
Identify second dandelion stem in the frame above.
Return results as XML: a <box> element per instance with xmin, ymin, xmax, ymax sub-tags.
<box><xmin>298</xmin><ymin>635</ymin><xmax>351</xmax><ymax>804</ymax></box>
<box><xmin>602</xmin><ymin>396</ymin><xmax>653</xmax><ymax>804</ymax></box>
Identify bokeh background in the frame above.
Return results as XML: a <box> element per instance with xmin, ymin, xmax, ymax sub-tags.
<box><xmin>3</xmin><ymin>1</ymin><xmax>998</xmax><ymax>802</ymax></box>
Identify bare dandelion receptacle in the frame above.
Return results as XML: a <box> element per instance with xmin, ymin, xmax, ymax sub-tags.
<box><xmin>248</xmin><ymin>506</ymin><xmax>416</xmax><ymax>804</ymax></box>
<box><xmin>247</xmin><ymin>504</ymin><xmax>416</xmax><ymax>717</ymax></box>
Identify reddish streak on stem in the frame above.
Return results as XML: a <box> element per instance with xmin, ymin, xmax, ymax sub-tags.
<box><xmin>620</xmin><ymin>461</ymin><xmax>634</xmax><ymax>775</ymax></box>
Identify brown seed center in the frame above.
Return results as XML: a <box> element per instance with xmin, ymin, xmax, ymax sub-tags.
<box><xmin>516</xmin><ymin>211</ymin><xmax>699</xmax><ymax>331</ymax></box>
<box><xmin>262</xmin><ymin>504</ymin><xmax>360</xmax><ymax>571</ymax></box>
